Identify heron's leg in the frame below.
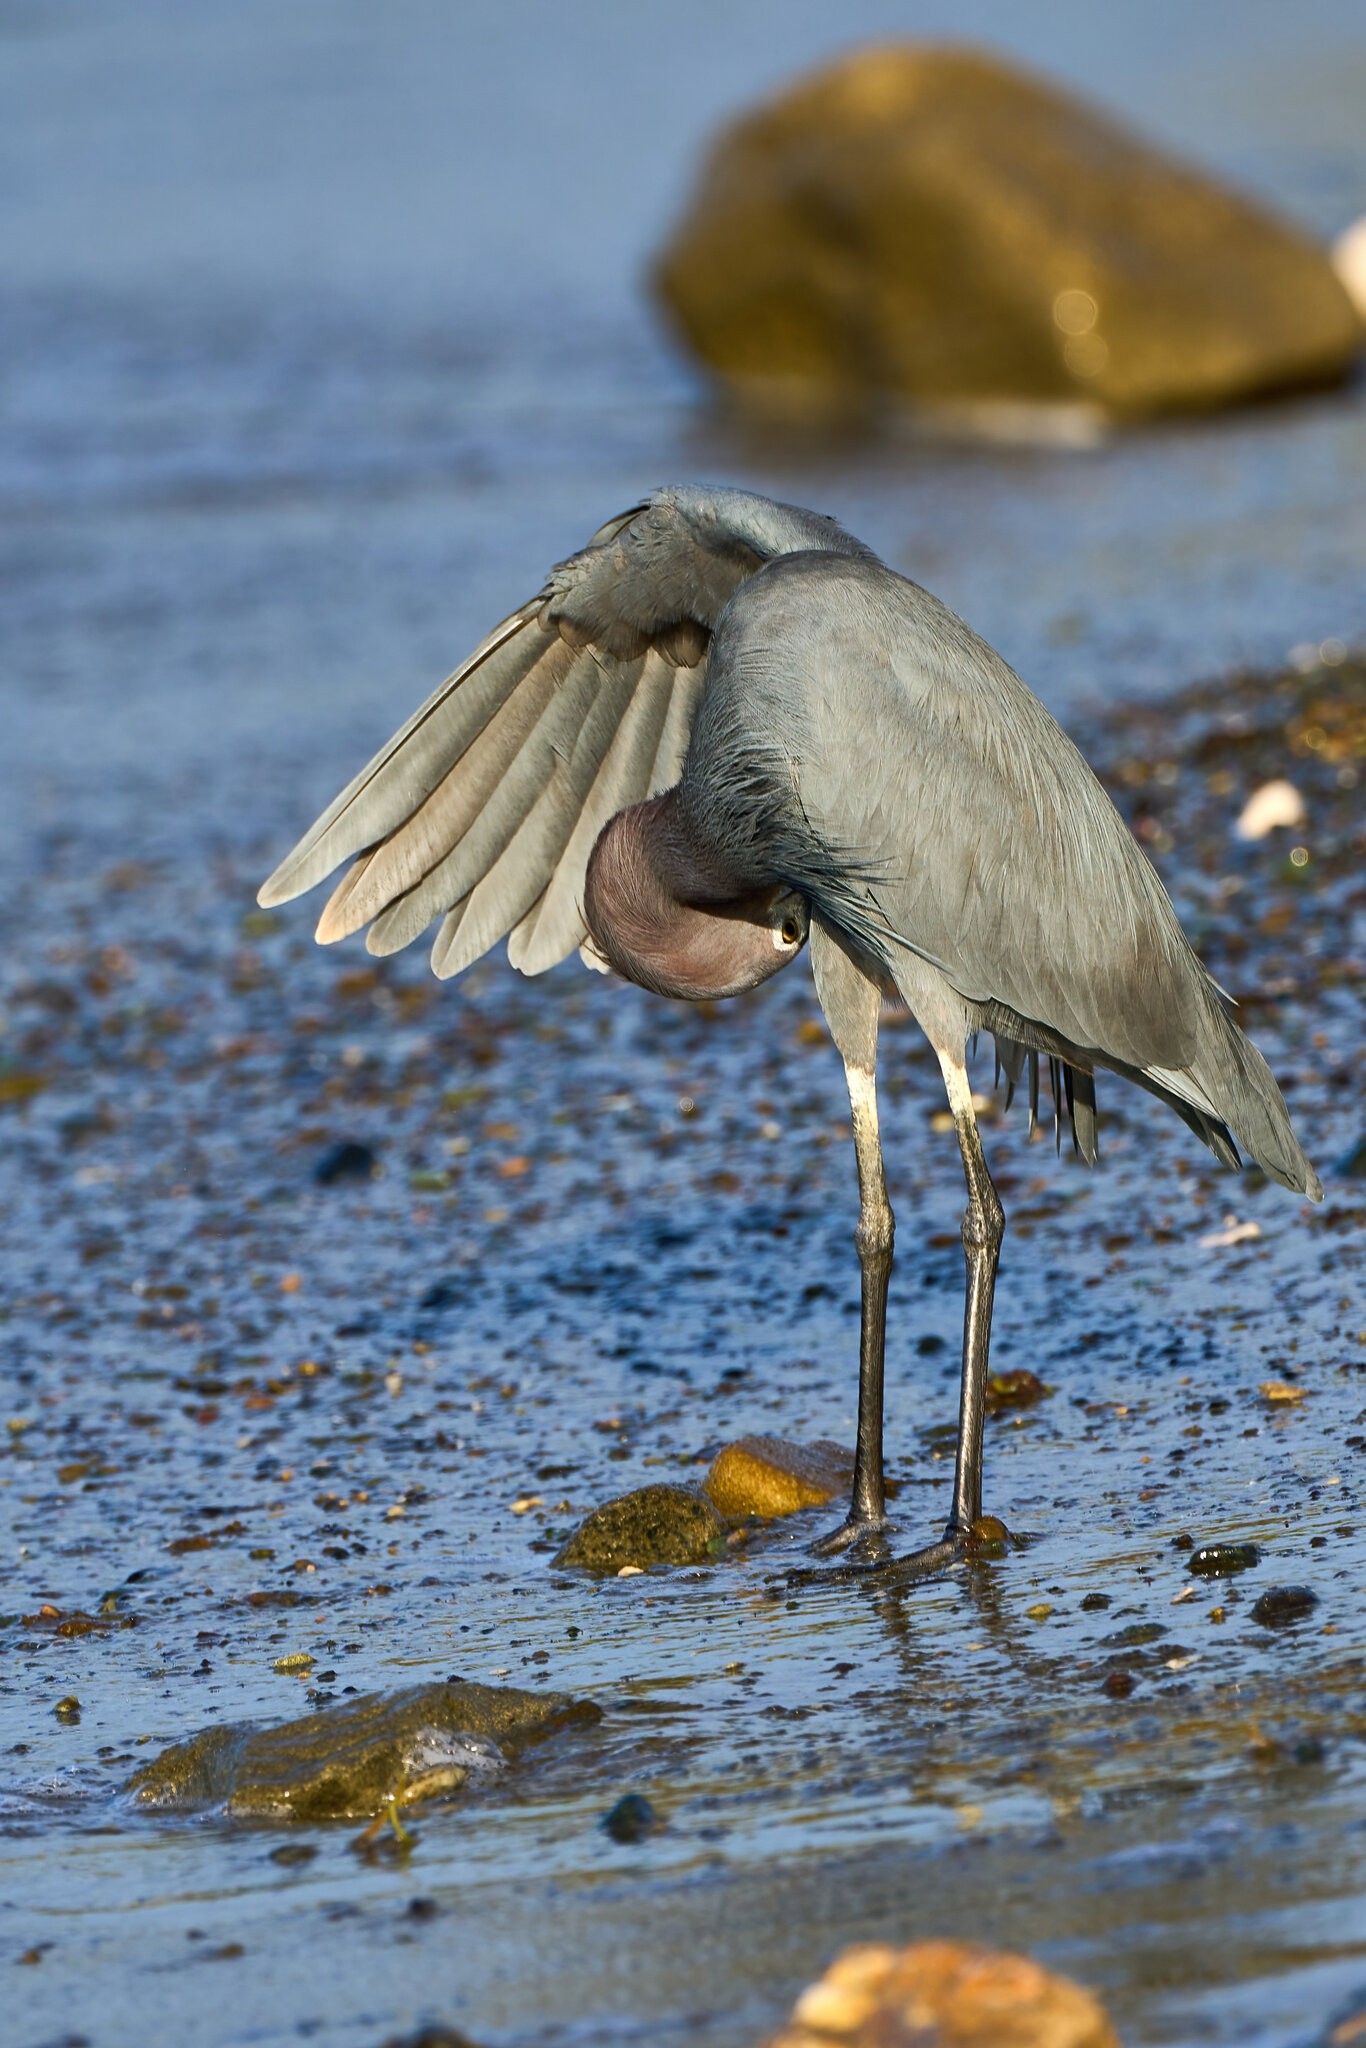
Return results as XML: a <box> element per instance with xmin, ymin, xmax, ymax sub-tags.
<box><xmin>936</xmin><ymin>1051</ymin><xmax>1005</xmax><ymax>1535</ymax></box>
<box><xmin>849</xmin><ymin>1060</ymin><xmax>895</xmax><ymax>1523</ymax></box>
<box><xmin>807</xmin><ymin>927</ymin><xmax>894</xmax><ymax>1553</ymax></box>
<box><xmin>811</xmin><ymin>1055</ymin><xmax>894</xmax><ymax>1553</ymax></box>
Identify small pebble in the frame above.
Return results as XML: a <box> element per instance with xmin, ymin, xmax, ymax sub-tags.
<box><xmin>600</xmin><ymin>1792</ymin><xmax>661</xmax><ymax>1844</ymax></box>
<box><xmin>314</xmin><ymin>1140</ymin><xmax>379</xmax><ymax>1186</ymax></box>
<box><xmin>983</xmin><ymin>1369</ymin><xmax>1049</xmax><ymax>1413</ymax></box>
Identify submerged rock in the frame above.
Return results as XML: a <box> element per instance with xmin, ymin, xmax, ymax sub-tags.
<box><xmin>600</xmin><ymin>1791</ymin><xmax>662</xmax><ymax>1844</ymax></box>
<box><xmin>553</xmin><ymin>1483</ymin><xmax>725</xmax><ymax>1573</ymax></box>
<box><xmin>1251</xmin><ymin>1585</ymin><xmax>1319</xmax><ymax>1630</ymax></box>
<box><xmin>126</xmin><ymin>1679</ymin><xmax>598</xmax><ymax>1820</ymax></box>
<box><xmin>1188</xmin><ymin>1541</ymin><xmax>1261</xmax><ymax>1578</ymax></box>
<box><xmin>704</xmin><ymin>1436</ymin><xmax>852</xmax><ymax>1518</ymax></box>
<box><xmin>654</xmin><ymin>44</ymin><xmax>1361</xmax><ymax>425</ymax></box>
<box><xmin>763</xmin><ymin>1938</ymin><xmax>1119</xmax><ymax>2047</ymax></box>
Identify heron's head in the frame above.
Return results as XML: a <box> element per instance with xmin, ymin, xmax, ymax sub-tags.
<box><xmin>585</xmin><ymin>799</ymin><xmax>808</xmax><ymax>1002</ymax></box>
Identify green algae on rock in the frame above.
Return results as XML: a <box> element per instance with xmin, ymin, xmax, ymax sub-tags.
<box><xmin>552</xmin><ymin>1483</ymin><xmax>726</xmax><ymax>1573</ymax></box>
<box><xmin>653</xmin><ymin>44</ymin><xmax>1362</xmax><ymax>426</ymax></box>
<box><xmin>126</xmin><ymin>1680</ymin><xmax>599</xmax><ymax>1820</ymax></box>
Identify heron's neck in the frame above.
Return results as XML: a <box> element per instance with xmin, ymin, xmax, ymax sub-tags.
<box><xmin>584</xmin><ymin>791</ymin><xmax>778</xmax><ymax>1002</ymax></box>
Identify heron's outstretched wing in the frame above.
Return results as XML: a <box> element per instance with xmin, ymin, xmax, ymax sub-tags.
<box><xmin>258</xmin><ymin>485</ymin><xmax>868</xmax><ymax>978</ymax></box>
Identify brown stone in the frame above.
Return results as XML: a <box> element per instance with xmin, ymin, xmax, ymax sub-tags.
<box><xmin>705</xmin><ymin>1436</ymin><xmax>853</xmax><ymax>1518</ymax></box>
<box><xmin>763</xmin><ymin>1939</ymin><xmax>1120</xmax><ymax>2047</ymax></box>
<box><xmin>654</xmin><ymin>44</ymin><xmax>1362</xmax><ymax>424</ymax></box>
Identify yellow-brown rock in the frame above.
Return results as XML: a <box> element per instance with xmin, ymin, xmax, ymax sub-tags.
<box><xmin>763</xmin><ymin>1939</ymin><xmax>1120</xmax><ymax>2048</ymax></box>
<box><xmin>654</xmin><ymin>44</ymin><xmax>1362</xmax><ymax>424</ymax></box>
<box><xmin>705</xmin><ymin>1436</ymin><xmax>852</xmax><ymax>1518</ymax></box>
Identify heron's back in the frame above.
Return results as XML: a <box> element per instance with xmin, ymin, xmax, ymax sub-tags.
<box><xmin>683</xmin><ymin>553</ymin><xmax>1320</xmax><ymax>1198</ymax></box>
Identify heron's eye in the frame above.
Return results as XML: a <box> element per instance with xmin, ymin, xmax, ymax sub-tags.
<box><xmin>780</xmin><ymin>917</ymin><xmax>800</xmax><ymax>947</ymax></box>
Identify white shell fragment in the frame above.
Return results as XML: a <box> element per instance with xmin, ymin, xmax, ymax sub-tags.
<box><xmin>1235</xmin><ymin>779</ymin><xmax>1306</xmax><ymax>841</ymax></box>
<box><xmin>1199</xmin><ymin>1216</ymin><xmax>1263</xmax><ymax>1249</ymax></box>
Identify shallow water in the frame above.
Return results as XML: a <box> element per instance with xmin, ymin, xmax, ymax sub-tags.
<box><xmin>3</xmin><ymin>8</ymin><xmax>1366</xmax><ymax>2046</ymax></box>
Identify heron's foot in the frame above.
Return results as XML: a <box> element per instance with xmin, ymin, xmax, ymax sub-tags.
<box><xmin>810</xmin><ymin>1510</ymin><xmax>891</xmax><ymax>1559</ymax></box>
<box><xmin>877</xmin><ymin>1526</ymin><xmax>965</xmax><ymax>1584</ymax></box>
<box><xmin>877</xmin><ymin>1514</ymin><xmax>1010</xmax><ymax>1582</ymax></box>
<box><xmin>789</xmin><ymin>1518</ymin><xmax>958</xmax><ymax>1590</ymax></box>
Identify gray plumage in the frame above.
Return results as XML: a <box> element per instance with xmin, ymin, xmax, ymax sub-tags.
<box><xmin>677</xmin><ymin>547</ymin><xmax>1317</xmax><ymax>1196</ymax></box>
<box><xmin>260</xmin><ymin>484</ymin><xmax>1321</xmax><ymax>1570</ymax></box>
<box><xmin>262</xmin><ymin>483</ymin><xmax>1316</xmax><ymax>1200</ymax></box>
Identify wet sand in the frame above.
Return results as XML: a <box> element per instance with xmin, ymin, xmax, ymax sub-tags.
<box><xmin>3</xmin><ymin>651</ymin><xmax>1363</xmax><ymax>2046</ymax></box>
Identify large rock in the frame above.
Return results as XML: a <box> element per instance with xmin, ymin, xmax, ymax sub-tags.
<box><xmin>126</xmin><ymin>1680</ymin><xmax>598</xmax><ymax>1820</ymax></box>
<box><xmin>654</xmin><ymin>44</ymin><xmax>1362</xmax><ymax>423</ymax></box>
<box><xmin>762</xmin><ymin>1939</ymin><xmax>1119</xmax><ymax>2048</ymax></box>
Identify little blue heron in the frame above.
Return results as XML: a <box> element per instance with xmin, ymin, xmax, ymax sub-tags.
<box><xmin>260</xmin><ymin>487</ymin><xmax>1321</xmax><ymax>1573</ymax></box>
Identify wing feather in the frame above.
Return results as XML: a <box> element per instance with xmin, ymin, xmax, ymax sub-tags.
<box><xmin>260</xmin><ymin>484</ymin><xmax>872</xmax><ymax>981</ymax></box>
<box><xmin>428</xmin><ymin>657</ymin><xmax>646</xmax><ymax>979</ymax></box>
<box><xmin>319</xmin><ymin>633</ymin><xmax>575</xmax><ymax>944</ymax></box>
<box><xmin>363</xmin><ymin>641</ymin><xmax>603</xmax><ymax>956</ymax></box>
<box><xmin>260</xmin><ymin>610</ymin><xmax>539</xmax><ymax>908</ymax></box>
<box><xmin>508</xmin><ymin>647</ymin><xmax>679</xmax><ymax>974</ymax></box>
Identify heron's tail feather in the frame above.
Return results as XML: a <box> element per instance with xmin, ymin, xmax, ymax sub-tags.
<box><xmin>1142</xmin><ymin>982</ymin><xmax>1321</xmax><ymax>1200</ymax></box>
<box><xmin>984</xmin><ymin>993</ymin><xmax>1320</xmax><ymax>1199</ymax></box>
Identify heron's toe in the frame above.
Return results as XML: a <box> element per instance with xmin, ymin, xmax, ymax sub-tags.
<box><xmin>810</xmin><ymin>1512</ymin><xmax>891</xmax><ymax>1560</ymax></box>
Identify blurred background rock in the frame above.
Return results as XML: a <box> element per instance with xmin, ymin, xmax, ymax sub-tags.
<box><xmin>654</xmin><ymin>44</ymin><xmax>1361</xmax><ymax>426</ymax></box>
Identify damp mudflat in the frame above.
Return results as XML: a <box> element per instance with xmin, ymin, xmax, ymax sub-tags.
<box><xmin>3</xmin><ymin>8</ymin><xmax>1366</xmax><ymax>2046</ymax></box>
<box><xmin>3</xmin><ymin>644</ymin><xmax>1364</xmax><ymax>2048</ymax></box>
